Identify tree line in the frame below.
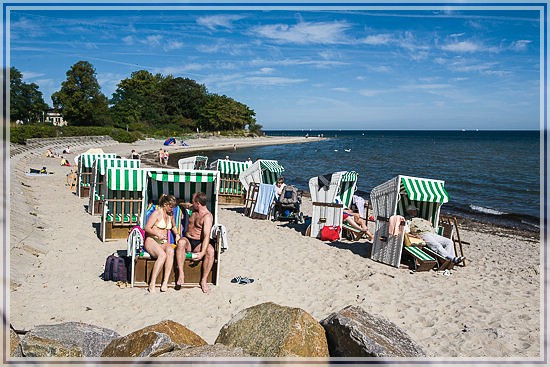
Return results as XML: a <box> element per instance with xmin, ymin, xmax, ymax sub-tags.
<box><xmin>9</xmin><ymin>61</ymin><xmax>262</xmax><ymax>135</ymax></box>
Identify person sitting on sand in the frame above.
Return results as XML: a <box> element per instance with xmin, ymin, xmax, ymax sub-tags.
<box><xmin>343</xmin><ymin>209</ymin><xmax>374</xmax><ymax>241</ymax></box>
<box><xmin>405</xmin><ymin>203</ymin><xmax>465</xmax><ymax>264</ymax></box>
<box><xmin>130</xmin><ymin>149</ymin><xmax>140</xmax><ymax>160</ymax></box>
<box><xmin>60</xmin><ymin>156</ymin><xmax>71</xmax><ymax>166</ymax></box>
<box><xmin>62</xmin><ymin>146</ymin><xmax>71</xmax><ymax>154</ymax></box>
<box><xmin>45</xmin><ymin>148</ymin><xmax>57</xmax><ymax>158</ymax></box>
<box><xmin>143</xmin><ymin>194</ymin><xmax>180</xmax><ymax>293</ymax></box>
<box><xmin>175</xmin><ymin>192</ymin><xmax>214</xmax><ymax>293</ymax></box>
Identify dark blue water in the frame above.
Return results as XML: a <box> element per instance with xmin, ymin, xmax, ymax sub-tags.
<box><xmin>173</xmin><ymin>130</ymin><xmax>542</xmax><ymax>231</ymax></box>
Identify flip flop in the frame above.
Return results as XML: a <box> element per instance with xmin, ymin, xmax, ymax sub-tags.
<box><xmin>231</xmin><ymin>276</ymin><xmax>255</xmax><ymax>285</ymax></box>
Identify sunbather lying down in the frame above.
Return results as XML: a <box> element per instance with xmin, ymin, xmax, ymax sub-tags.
<box><xmin>343</xmin><ymin>210</ymin><xmax>374</xmax><ymax>241</ymax></box>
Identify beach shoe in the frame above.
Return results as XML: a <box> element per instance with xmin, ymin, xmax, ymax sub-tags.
<box><xmin>453</xmin><ymin>256</ymin><xmax>465</xmax><ymax>264</ymax></box>
<box><xmin>231</xmin><ymin>276</ymin><xmax>255</xmax><ymax>285</ymax></box>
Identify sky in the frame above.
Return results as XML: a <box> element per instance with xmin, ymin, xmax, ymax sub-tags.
<box><xmin>6</xmin><ymin>3</ymin><xmax>543</xmax><ymax>130</ymax></box>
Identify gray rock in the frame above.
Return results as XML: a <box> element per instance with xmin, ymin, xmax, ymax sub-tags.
<box><xmin>101</xmin><ymin>320</ymin><xmax>207</xmax><ymax>357</ymax></box>
<box><xmin>321</xmin><ymin>305</ymin><xmax>426</xmax><ymax>357</ymax></box>
<box><xmin>159</xmin><ymin>344</ymin><xmax>250</xmax><ymax>357</ymax></box>
<box><xmin>215</xmin><ymin>302</ymin><xmax>329</xmax><ymax>357</ymax></box>
<box><xmin>20</xmin><ymin>322</ymin><xmax>120</xmax><ymax>357</ymax></box>
<box><xmin>10</xmin><ymin>329</ymin><xmax>23</xmax><ymax>357</ymax></box>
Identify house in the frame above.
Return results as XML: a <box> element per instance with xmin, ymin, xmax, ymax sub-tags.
<box><xmin>45</xmin><ymin>109</ymin><xmax>67</xmax><ymax>126</ymax></box>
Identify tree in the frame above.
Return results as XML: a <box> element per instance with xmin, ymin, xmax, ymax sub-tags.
<box><xmin>10</xmin><ymin>67</ymin><xmax>48</xmax><ymax>123</ymax></box>
<box><xmin>52</xmin><ymin>61</ymin><xmax>111</xmax><ymax>126</ymax></box>
<box><xmin>110</xmin><ymin>70</ymin><xmax>167</xmax><ymax>128</ymax></box>
<box><xmin>200</xmin><ymin>94</ymin><xmax>257</xmax><ymax>131</ymax></box>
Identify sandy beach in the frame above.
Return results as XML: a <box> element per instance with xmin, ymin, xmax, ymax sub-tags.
<box><xmin>7</xmin><ymin>135</ymin><xmax>542</xmax><ymax>361</ymax></box>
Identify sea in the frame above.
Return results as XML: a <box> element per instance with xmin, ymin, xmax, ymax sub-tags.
<box><xmin>172</xmin><ymin>130</ymin><xmax>542</xmax><ymax>232</ymax></box>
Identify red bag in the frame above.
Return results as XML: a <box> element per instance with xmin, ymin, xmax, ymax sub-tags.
<box><xmin>320</xmin><ymin>225</ymin><xmax>341</xmax><ymax>241</ymax></box>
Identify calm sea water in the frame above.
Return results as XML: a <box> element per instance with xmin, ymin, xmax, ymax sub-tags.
<box><xmin>172</xmin><ymin>130</ymin><xmax>542</xmax><ymax>231</ymax></box>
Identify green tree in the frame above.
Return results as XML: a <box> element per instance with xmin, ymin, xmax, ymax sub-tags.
<box><xmin>10</xmin><ymin>67</ymin><xmax>48</xmax><ymax>123</ymax></box>
<box><xmin>110</xmin><ymin>70</ymin><xmax>165</xmax><ymax>129</ymax></box>
<box><xmin>200</xmin><ymin>94</ymin><xmax>256</xmax><ymax>131</ymax></box>
<box><xmin>52</xmin><ymin>61</ymin><xmax>111</xmax><ymax>126</ymax></box>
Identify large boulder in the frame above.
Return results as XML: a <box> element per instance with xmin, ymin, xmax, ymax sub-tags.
<box><xmin>10</xmin><ymin>329</ymin><xmax>23</xmax><ymax>357</ymax></box>
<box><xmin>20</xmin><ymin>322</ymin><xmax>120</xmax><ymax>357</ymax></box>
<box><xmin>321</xmin><ymin>305</ymin><xmax>426</xmax><ymax>357</ymax></box>
<box><xmin>215</xmin><ymin>302</ymin><xmax>329</xmax><ymax>357</ymax></box>
<box><xmin>159</xmin><ymin>344</ymin><xmax>250</xmax><ymax>357</ymax></box>
<box><xmin>101</xmin><ymin>320</ymin><xmax>207</xmax><ymax>357</ymax></box>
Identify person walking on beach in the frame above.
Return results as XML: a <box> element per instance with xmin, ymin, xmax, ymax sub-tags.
<box><xmin>405</xmin><ymin>204</ymin><xmax>464</xmax><ymax>264</ymax></box>
<box><xmin>175</xmin><ymin>192</ymin><xmax>214</xmax><ymax>293</ymax></box>
<box><xmin>163</xmin><ymin>150</ymin><xmax>169</xmax><ymax>166</ymax></box>
<box><xmin>130</xmin><ymin>149</ymin><xmax>140</xmax><ymax>160</ymax></box>
<box><xmin>143</xmin><ymin>194</ymin><xmax>180</xmax><ymax>293</ymax></box>
<box><xmin>158</xmin><ymin>148</ymin><xmax>164</xmax><ymax>165</ymax></box>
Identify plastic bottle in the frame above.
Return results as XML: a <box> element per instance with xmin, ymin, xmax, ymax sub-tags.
<box><xmin>186</xmin><ymin>252</ymin><xmax>198</xmax><ymax>260</ymax></box>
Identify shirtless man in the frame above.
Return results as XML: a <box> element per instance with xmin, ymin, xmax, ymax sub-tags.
<box><xmin>175</xmin><ymin>192</ymin><xmax>214</xmax><ymax>293</ymax></box>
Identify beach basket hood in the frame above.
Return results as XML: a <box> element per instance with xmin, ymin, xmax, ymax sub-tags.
<box><xmin>239</xmin><ymin>159</ymin><xmax>284</xmax><ymax>192</ymax></box>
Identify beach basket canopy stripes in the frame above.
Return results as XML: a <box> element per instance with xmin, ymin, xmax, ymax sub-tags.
<box><xmin>79</xmin><ymin>153</ymin><xmax>117</xmax><ymax>169</ymax></box>
<box><xmin>337</xmin><ymin>171</ymin><xmax>358</xmax><ymax>208</ymax></box>
<box><xmin>178</xmin><ymin>156</ymin><xmax>209</xmax><ymax>170</ymax></box>
<box><xmin>217</xmin><ymin>160</ymin><xmax>251</xmax><ymax>175</ymax></box>
<box><xmin>400</xmin><ymin>176</ymin><xmax>449</xmax><ymax>204</ymax></box>
<box><xmin>146</xmin><ymin>170</ymin><xmax>218</xmax><ymax>214</ymax></box>
<box><xmin>260</xmin><ymin>160</ymin><xmax>285</xmax><ymax>185</ymax></box>
<box><xmin>106</xmin><ymin>167</ymin><xmax>146</xmax><ymax>191</ymax></box>
<box><xmin>97</xmin><ymin>158</ymin><xmax>140</xmax><ymax>175</ymax></box>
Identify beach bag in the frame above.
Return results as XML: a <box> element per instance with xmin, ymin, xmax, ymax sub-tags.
<box><xmin>103</xmin><ymin>254</ymin><xmax>129</xmax><ymax>282</ymax></box>
<box><xmin>320</xmin><ymin>225</ymin><xmax>341</xmax><ymax>241</ymax></box>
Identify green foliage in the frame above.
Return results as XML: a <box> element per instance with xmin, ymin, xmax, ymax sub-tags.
<box><xmin>10</xmin><ymin>67</ymin><xmax>48</xmax><ymax>123</ymax></box>
<box><xmin>10</xmin><ymin>125</ymin><xmax>57</xmax><ymax>144</ymax></box>
<box><xmin>52</xmin><ymin>61</ymin><xmax>112</xmax><ymax>126</ymax></box>
<box><xmin>10</xmin><ymin>125</ymin><xmax>141</xmax><ymax>144</ymax></box>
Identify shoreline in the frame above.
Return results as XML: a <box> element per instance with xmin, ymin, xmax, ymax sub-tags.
<box><xmin>7</xmin><ymin>135</ymin><xmax>542</xmax><ymax>358</ymax></box>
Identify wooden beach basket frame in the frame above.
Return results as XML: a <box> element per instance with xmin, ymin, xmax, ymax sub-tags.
<box><xmin>213</xmin><ymin>159</ymin><xmax>251</xmax><ymax>205</ymax></box>
<box><xmin>99</xmin><ymin>167</ymin><xmax>146</xmax><ymax>242</ymax></box>
<box><xmin>88</xmin><ymin>158</ymin><xmax>141</xmax><ymax>215</ymax></box>
<box><xmin>308</xmin><ymin>171</ymin><xmax>358</xmax><ymax>240</ymax></box>
<box><xmin>129</xmin><ymin>168</ymin><xmax>222</xmax><ymax>288</ymax></box>
<box><xmin>239</xmin><ymin>159</ymin><xmax>285</xmax><ymax>218</ymax></box>
<box><xmin>370</xmin><ymin>175</ymin><xmax>451</xmax><ymax>271</ymax></box>
<box><xmin>76</xmin><ymin>153</ymin><xmax>117</xmax><ymax>198</ymax></box>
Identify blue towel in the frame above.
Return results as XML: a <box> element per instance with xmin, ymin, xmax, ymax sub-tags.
<box><xmin>253</xmin><ymin>183</ymin><xmax>276</xmax><ymax>216</ymax></box>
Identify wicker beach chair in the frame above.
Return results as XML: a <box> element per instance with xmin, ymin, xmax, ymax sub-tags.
<box><xmin>100</xmin><ymin>167</ymin><xmax>146</xmax><ymax>241</ymax></box>
<box><xmin>130</xmin><ymin>168</ymin><xmax>222</xmax><ymax>288</ymax></box>
<box><xmin>370</xmin><ymin>175</ymin><xmax>451</xmax><ymax>270</ymax></box>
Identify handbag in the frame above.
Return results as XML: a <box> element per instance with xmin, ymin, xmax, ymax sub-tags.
<box><xmin>320</xmin><ymin>225</ymin><xmax>341</xmax><ymax>241</ymax></box>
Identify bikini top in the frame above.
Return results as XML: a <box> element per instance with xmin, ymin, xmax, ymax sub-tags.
<box><xmin>155</xmin><ymin>215</ymin><xmax>172</xmax><ymax>230</ymax></box>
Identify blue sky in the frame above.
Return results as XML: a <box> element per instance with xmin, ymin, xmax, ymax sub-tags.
<box><xmin>6</xmin><ymin>3</ymin><xmax>542</xmax><ymax>130</ymax></box>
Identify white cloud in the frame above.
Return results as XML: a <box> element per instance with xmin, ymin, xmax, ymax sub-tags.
<box><xmin>362</xmin><ymin>34</ymin><xmax>392</xmax><ymax>45</ymax></box>
<box><xmin>165</xmin><ymin>40</ymin><xmax>184</xmax><ymax>51</ymax></box>
<box><xmin>332</xmin><ymin>87</ymin><xmax>350</xmax><ymax>92</ymax></box>
<box><xmin>510</xmin><ymin>40</ymin><xmax>531</xmax><ymax>51</ymax></box>
<box><xmin>252</xmin><ymin>21</ymin><xmax>351</xmax><ymax>44</ymax></box>
<box><xmin>142</xmin><ymin>35</ymin><xmax>163</xmax><ymax>47</ymax></box>
<box><xmin>244</xmin><ymin>76</ymin><xmax>306</xmax><ymax>86</ymax></box>
<box><xmin>122</xmin><ymin>35</ymin><xmax>134</xmax><ymax>45</ymax></box>
<box><xmin>196</xmin><ymin>14</ymin><xmax>245</xmax><ymax>31</ymax></box>
<box><xmin>441</xmin><ymin>41</ymin><xmax>481</xmax><ymax>53</ymax></box>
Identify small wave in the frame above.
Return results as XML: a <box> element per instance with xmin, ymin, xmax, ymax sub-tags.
<box><xmin>469</xmin><ymin>205</ymin><xmax>507</xmax><ymax>215</ymax></box>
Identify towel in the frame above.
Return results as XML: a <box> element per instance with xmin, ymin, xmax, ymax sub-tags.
<box><xmin>352</xmin><ymin>195</ymin><xmax>366</xmax><ymax>218</ymax></box>
<box><xmin>211</xmin><ymin>224</ymin><xmax>229</xmax><ymax>252</ymax></box>
<box><xmin>389</xmin><ymin>215</ymin><xmax>405</xmax><ymax>236</ymax></box>
<box><xmin>253</xmin><ymin>183</ymin><xmax>276</xmax><ymax>216</ymax></box>
<box><xmin>317</xmin><ymin>174</ymin><xmax>333</xmax><ymax>191</ymax></box>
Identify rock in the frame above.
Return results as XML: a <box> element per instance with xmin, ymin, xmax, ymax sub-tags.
<box><xmin>321</xmin><ymin>305</ymin><xmax>426</xmax><ymax>357</ymax></box>
<box><xmin>101</xmin><ymin>320</ymin><xmax>207</xmax><ymax>357</ymax></box>
<box><xmin>20</xmin><ymin>322</ymin><xmax>120</xmax><ymax>357</ymax></box>
<box><xmin>159</xmin><ymin>344</ymin><xmax>250</xmax><ymax>357</ymax></box>
<box><xmin>10</xmin><ymin>329</ymin><xmax>23</xmax><ymax>357</ymax></box>
<box><xmin>215</xmin><ymin>302</ymin><xmax>329</xmax><ymax>357</ymax></box>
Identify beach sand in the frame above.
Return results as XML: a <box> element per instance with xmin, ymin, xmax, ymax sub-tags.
<box><xmin>7</xmin><ymin>135</ymin><xmax>542</xmax><ymax>360</ymax></box>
